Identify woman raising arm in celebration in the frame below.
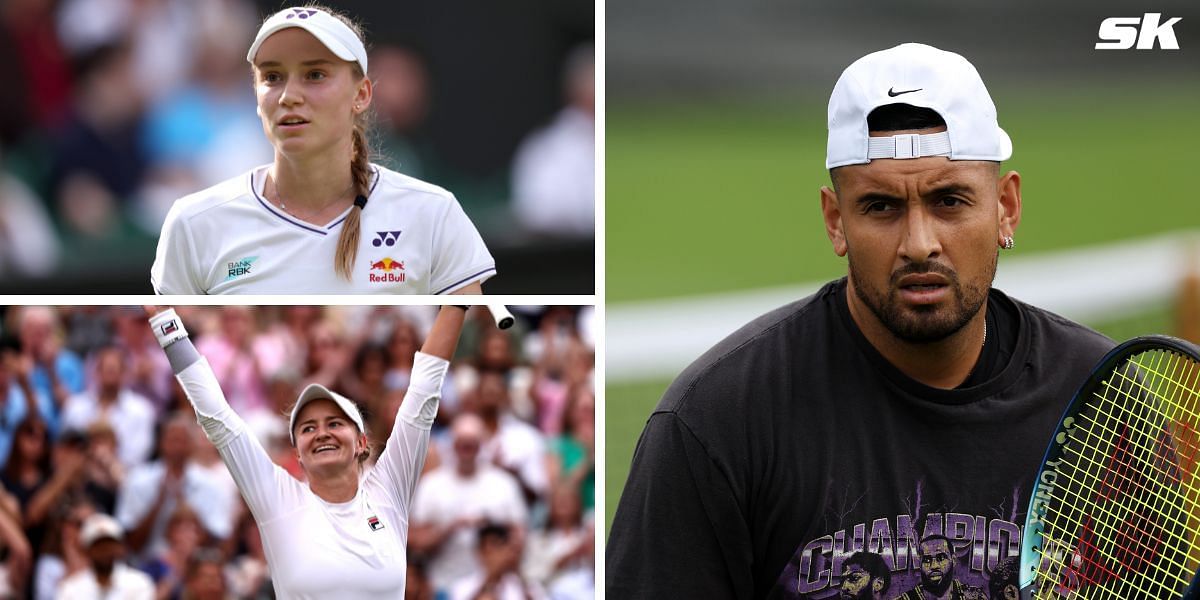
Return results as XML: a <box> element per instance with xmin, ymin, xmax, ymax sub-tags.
<box><xmin>147</xmin><ymin>305</ymin><xmax>467</xmax><ymax>598</ymax></box>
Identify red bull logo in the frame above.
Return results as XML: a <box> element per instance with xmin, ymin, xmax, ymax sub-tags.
<box><xmin>369</xmin><ymin>257</ymin><xmax>406</xmax><ymax>283</ymax></box>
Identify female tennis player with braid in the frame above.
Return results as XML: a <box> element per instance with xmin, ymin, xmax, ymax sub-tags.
<box><xmin>147</xmin><ymin>305</ymin><xmax>468</xmax><ymax>597</ymax></box>
<box><xmin>152</xmin><ymin>5</ymin><xmax>495</xmax><ymax>294</ymax></box>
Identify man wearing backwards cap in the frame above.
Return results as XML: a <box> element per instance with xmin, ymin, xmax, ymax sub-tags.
<box><xmin>145</xmin><ymin>305</ymin><xmax>471</xmax><ymax>598</ymax></box>
<box><xmin>57</xmin><ymin>514</ymin><xmax>155</xmax><ymax>599</ymax></box>
<box><xmin>607</xmin><ymin>43</ymin><xmax>1115</xmax><ymax>599</ymax></box>
<box><xmin>151</xmin><ymin>5</ymin><xmax>495</xmax><ymax>295</ymax></box>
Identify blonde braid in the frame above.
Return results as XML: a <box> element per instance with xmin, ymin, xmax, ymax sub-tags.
<box><xmin>334</xmin><ymin>116</ymin><xmax>371</xmax><ymax>280</ymax></box>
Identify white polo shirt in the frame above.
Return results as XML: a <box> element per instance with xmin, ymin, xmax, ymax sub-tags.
<box><xmin>152</xmin><ymin>164</ymin><xmax>496</xmax><ymax>294</ymax></box>
<box><xmin>175</xmin><ymin>350</ymin><xmax>450</xmax><ymax>599</ymax></box>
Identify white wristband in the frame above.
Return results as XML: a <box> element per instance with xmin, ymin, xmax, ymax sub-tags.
<box><xmin>149</xmin><ymin>309</ymin><xmax>189</xmax><ymax>348</ymax></box>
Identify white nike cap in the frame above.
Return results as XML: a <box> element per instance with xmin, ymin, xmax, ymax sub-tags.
<box><xmin>247</xmin><ymin>7</ymin><xmax>368</xmax><ymax>73</ymax></box>
<box><xmin>288</xmin><ymin>383</ymin><xmax>366</xmax><ymax>446</ymax></box>
<box><xmin>826</xmin><ymin>43</ymin><xmax>1011</xmax><ymax>169</ymax></box>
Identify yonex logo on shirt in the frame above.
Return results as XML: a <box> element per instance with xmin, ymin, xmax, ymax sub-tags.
<box><xmin>372</xmin><ymin>231</ymin><xmax>402</xmax><ymax>247</ymax></box>
<box><xmin>225</xmin><ymin>256</ymin><xmax>259</xmax><ymax>281</ymax></box>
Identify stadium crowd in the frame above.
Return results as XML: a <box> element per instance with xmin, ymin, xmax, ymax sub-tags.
<box><xmin>0</xmin><ymin>0</ymin><xmax>594</xmax><ymax>282</ymax></box>
<box><xmin>0</xmin><ymin>305</ymin><xmax>595</xmax><ymax>599</ymax></box>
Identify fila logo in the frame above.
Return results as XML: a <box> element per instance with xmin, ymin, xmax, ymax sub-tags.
<box><xmin>287</xmin><ymin>8</ymin><xmax>318</xmax><ymax>19</ymax></box>
<box><xmin>372</xmin><ymin>231</ymin><xmax>402</xmax><ymax>247</ymax></box>
<box><xmin>1096</xmin><ymin>13</ymin><xmax>1182</xmax><ymax>50</ymax></box>
<box><xmin>159</xmin><ymin>321</ymin><xmax>178</xmax><ymax>336</ymax></box>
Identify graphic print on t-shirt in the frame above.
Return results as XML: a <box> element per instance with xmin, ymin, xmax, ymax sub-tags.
<box><xmin>777</xmin><ymin>481</ymin><xmax>1024</xmax><ymax>599</ymax></box>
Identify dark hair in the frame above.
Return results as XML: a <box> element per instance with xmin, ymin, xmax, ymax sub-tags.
<box><xmin>866</xmin><ymin>103</ymin><xmax>946</xmax><ymax>133</ymax></box>
<box><xmin>2</xmin><ymin>417</ymin><xmax>51</xmax><ymax>480</ymax></box>
<box><xmin>988</xmin><ymin>556</ymin><xmax>1020</xmax><ymax>597</ymax></box>
<box><xmin>844</xmin><ymin>551</ymin><xmax>891</xmax><ymax>593</ymax></box>
<box><xmin>477</xmin><ymin>522</ymin><xmax>511</xmax><ymax>548</ymax></box>
<box><xmin>353</xmin><ymin>342</ymin><xmax>391</xmax><ymax>376</ymax></box>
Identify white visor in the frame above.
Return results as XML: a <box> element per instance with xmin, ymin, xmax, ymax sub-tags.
<box><xmin>247</xmin><ymin>7</ymin><xmax>368</xmax><ymax>73</ymax></box>
<box><xmin>289</xmin><ymin>383</ymin><xmax>366</xmax><ymax>446</ymax></box>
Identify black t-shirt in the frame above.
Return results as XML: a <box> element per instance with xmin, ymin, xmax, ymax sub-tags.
<box><xmin>606</xmin><ymin>278</ymin><xmax>1115</xmax><ymax>599</ymax></box>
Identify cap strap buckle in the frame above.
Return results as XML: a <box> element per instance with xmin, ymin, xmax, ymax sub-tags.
<box><xmin>866</xmin><ymin>131</ymin><xmax>952</xmax><ymax>161</ymax></box>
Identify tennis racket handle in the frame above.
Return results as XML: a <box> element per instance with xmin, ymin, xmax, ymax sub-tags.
<box><xmin>486</xmin><ymin>304</ymin><xmax>515</xmax><ymax>329</ymax></box>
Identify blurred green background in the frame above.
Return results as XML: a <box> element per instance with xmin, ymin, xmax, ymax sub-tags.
<box><xmin>604</xmin><ymin>0</ymin><xmax>1200</xmax><ymax>537</ymax></box>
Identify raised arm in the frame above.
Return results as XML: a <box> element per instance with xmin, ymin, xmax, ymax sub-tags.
<box><xmin>421</xmin><ymin>306</ymin><xmax>468</xmax><ymax>360</ymax></box>
<box><xmin>371</xmin><ymin>306</ymin><xmax>468</xmax><ymax>508</ymax></box>
<box><xmin>145</xmin><ymin>307</ymin><xmax>294</xmax><ymax>522</ymax></box>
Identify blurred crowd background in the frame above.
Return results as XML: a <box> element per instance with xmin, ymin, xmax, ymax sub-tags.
<box><xmin>0</xmin><ymin>0</ymin><xmax>595</xmax><ymax>293</ymax></box>
<box><xmin>0</xmin><ymin>304</ymin><xmax>595</xmax><ymax>599</ymax></box>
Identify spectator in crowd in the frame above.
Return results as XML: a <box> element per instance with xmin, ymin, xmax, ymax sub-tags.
<box><xmin>61</xmin><ymin>346</ymin><xmax>156</xmax><ymax>469</ymax></box>
<box><xmin>449</xmin><ymin>522</ymin><xmax>545</xmax><ymax>600</ymax></box>
<box><xmin>194</xmin><ymin>307</ymin><xmax>270</xmax><ymax>418</ymax></box>
<box><xmin>116</xmin><ymin>415</ymin><xmax>233</xmax><ymax>563</ymax></box>
<box><xmin>523</xmin><ymin>484</ymin><xmax>593</xmax><ymax>599</ymax></box>
<box><xmin>33</xmin><ymin>499</ymin><xmax>95</xmax><ymax>600</ymax></box>
<box><xmin>136</xmin><ymin>0</ymin><xmax>269</xmax><ymax>235</ymax></box>
<box><xmin>48</xmin><ymin>36</ymin><xmax>148</xmax><ymax>239</ymax></box>
<box><xmin>370</xmin><ymin>44</ymin><xmax>433</xmax><ymax>179</ymax></box>
<box><xmin>139</xmin><ymin>504</ymin><xmax>203</xmax><ymax>599</ymax></box>
<box><xmin>0</xmin><ymin>487</ymin><xmax>34</xmax><ymax>598</ymax></box>
<box><xmin>60</xmin><ymin>307</ymin><xmax>112</xmax><ymax>361</ymax></box>
<box><xmin>1</xmin><ymin>418</ymin><xmax>52</xmax><ymax>543</ymax></box>
<box><xmin>24</xmin><ymin>431</ymin><xmax>90</xmax><ymax>537</ymax></box>
<box><xmin>17</xmin><ymin>306</ymin><xmax>86</xmax><ymax>428</ymax></box>
<box><xmin>405</xmin><ymin>560</ymin><xmax>435</xmax><ymax>600</ymax></box>
<box><xmin>547</xmin><ymin>387</ymin><xmax>594</xmax><ymax>514</ymax></box>
<box><xmin>467</xmin><ymin>371</ymin><xmax>548</xmax><ymax>505</ymax></box>
<box><xmin>224</xmin><ymin>511</ymin><xmax>269</xmax><ymax>600</ymax></box>
<box><xmin>341</xmin><ymin>342</ymin><xmax>397</xmax><ymax>459</ymax></box>
<box><xmin>79</xmin><ymin>423</ymin><xmax>124</xmax><ymax>515</ymax></box>
<box><xmin>301</xmin><ymin>318</ymin><xmax>351</xmax><ymax>392</ymax></box>
<box><xmin>411</xmin><ymin>413</ymin><xmax>528</xmax><ymax>595</ymax></box>
<box><xmin>385</xmin><ymin>319</ymin><xmax>422</xmax><ymax>389</ymax></box>
<box><xmin>56</xmin><ymin>512</ymin><xmax>154</xmax><ymax>599</ymax></box>
<box><xmin>0</xmin><ymin>155</ymin><xmax>62</xmax><ymax>278</ymax></box>
<box><xmin>510</xmin><ymin>44</ymin><xmax>594</xmax><ymax>239</ymax></box>
<box><xmin>181</xmin><ymin>546</ymin><xmax>229</xmax><ymax>600</ymax></box>
<box><xmin>111</xmin><ymin>308</ymin><xmax>174</xmax><ymax>413</ymax></box>
<box><xmin>0</xmin><ymin>345</ymin><xmax>48</xmax><ymax>476</ymax></box>
<box><xmin>0</xmin><ymin>0</ymin><xmax>73</xmax><ymax>140</ymax></box>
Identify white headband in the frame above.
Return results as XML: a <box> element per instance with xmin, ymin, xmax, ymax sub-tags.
<box><xmin>247</xmin><ymin>7</ymin><xmax>368</xmax><ymax>73</ymax></box>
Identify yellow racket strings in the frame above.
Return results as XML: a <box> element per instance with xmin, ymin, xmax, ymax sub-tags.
<box><xmin>1031</xmin><ymin>349</ymin><xmax>1200</xmax><ymax>598</ymax></box>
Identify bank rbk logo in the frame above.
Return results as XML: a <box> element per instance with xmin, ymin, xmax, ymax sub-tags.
<box><xmin>1096</xmin><ymin>13</ymin><xmax>1182</xmax><ymax>50</ymax></box>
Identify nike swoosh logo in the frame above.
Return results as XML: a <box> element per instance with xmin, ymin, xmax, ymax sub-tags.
<box><xmin>887</xmin><ymin>87</ymin><xmax>922</xmax><ymax>97</ymax></box>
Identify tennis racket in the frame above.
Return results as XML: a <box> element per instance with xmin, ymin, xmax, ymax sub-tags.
<box><xmin>1020</xmin><ymin>335</ymin><xmax>1200</xmax><ymax>599</ymax></box>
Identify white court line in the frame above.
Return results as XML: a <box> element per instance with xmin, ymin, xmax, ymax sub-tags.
<box><xmin>608</xmin><ymin>231</ymin><xmax>1200</xmax><ymax>382</ymax></box>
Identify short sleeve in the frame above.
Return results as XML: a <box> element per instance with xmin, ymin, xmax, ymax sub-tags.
<box><xmin>152</xmin><ymin>202</ymin><xmax>205</xmax><ymax>294</ymax></box>
<box><xmin>606</xmin><ymin>412</ymin><xmax>754</xmax><ymax>599</ymax></box>
<box><xmin>429</xmin><ymin>195</ymin><xmax>496</xmax><ymax>294</ymax></box>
